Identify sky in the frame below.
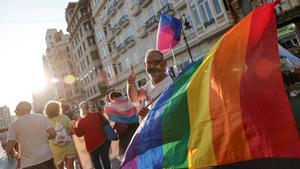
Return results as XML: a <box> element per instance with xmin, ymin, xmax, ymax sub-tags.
<box><xmin>0</xmin><ymin>0</ymin><xmax>76</xmax><ymax>112</ymax></box>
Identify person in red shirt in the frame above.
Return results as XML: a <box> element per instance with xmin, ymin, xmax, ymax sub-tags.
<box><xmin>72</xmin><ymin>101</ymin><xmax>111</xmax><ymax>169</ymax></box>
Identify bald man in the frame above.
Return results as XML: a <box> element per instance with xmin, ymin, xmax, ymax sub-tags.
<box><xmin>127</xmin><ymin>49</ymin><xmax>173</xmax><ymax>119</ymax></box>
<box><xmin>6</xmin><ymin>101</ymin><xmax>56</xmax><ymax>169</ymax></box>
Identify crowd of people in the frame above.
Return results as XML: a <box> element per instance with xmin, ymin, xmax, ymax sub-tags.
<box><xmin>280</xmin><ymin>55</ymin><xmax>300</xmax><ymax>97</ymax></box>
<box><xmin>1</xmin><ymin>49</ymin><xmax>299</xmax><ymax>169</ymax></box>
<box><xmin>0</xmin><ymin>49</ymin><xmax>173</xmax><ymax>169</ymax></box>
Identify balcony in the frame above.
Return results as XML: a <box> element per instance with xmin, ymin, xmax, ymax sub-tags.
<box><xmin>136</xmin><ymin>25</ymin><xmax>148</xmax><ymax>38</ymax></box>
<box><xmin>124</xmin><ymin>35</ymin><xmax>135</xmax><ymax>48</ymax></box>
<box><xmin>119</xmin><ymin>15</ymin><xmax>129</xmax><ymax>28</ymax></box>
<box><xmin>111</xmin><ymin>23</ymin><xmax>121</xmax><ymax>35</ymax></box>
<box><xmin>137</xmin><ymin>0</ymin><xmax>152</xmax><ymax>8</ymax></box>
<box><xmin>145</xmin><ymin>15</ymin><xmax>160</xmax><ymax>31</ymax></box>
<box><xmin>116</xmin><ymin>42</ymin><xmax>127</xmax><ymax>54</ymax></box>
<box><xmin>106</xmin><ymin>30</ymin><xmax>114</xmax><ymax>42</ymax></box>
<box><xmin>114</xmin><ymin>0</ymin><xmax>124</xmax><ymax>9</ymax></box>
<box><xmin>204</xmin><ymin>19</ymin><xmax>215</xmax><ymax>28</ymax></box>
<box><xmin>157</xmin><ymin>3</ymin><xmax>174</xmax><ymax>16</ymax></box>
<box><xmin>107</xmin><ymin>5</ymin><xmax>117</xmax><ymax>17</ymax></box>
<box><xmin>92</xmin><ymin>0</ymin><xmax>107</xmax><ymax>17</ymax></box>
<box><xmin>174</xmin><ymin>0</ymin><xmax>186</xmax><ymax>10</ymax></box>
<box><xmin>130</xmin><ymin>3</ymin><xmax>141</xmax><ymax>16</ymax></box>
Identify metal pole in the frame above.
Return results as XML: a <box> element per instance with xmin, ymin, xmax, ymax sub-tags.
<box><xmin>181</xmin><ymin>27</ymin><xmax>194</xmax><ymax>62</ymax></box>
<box><xmin>171</xmin><ymin>48</ymin><xmax>179</xmax><ymax>76</ymax></box>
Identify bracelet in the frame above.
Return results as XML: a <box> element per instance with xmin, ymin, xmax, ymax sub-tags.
<box><xmin>127</xmin><ymin>83</ymin><xmax>135</xmax><ymax>85</ymax></box>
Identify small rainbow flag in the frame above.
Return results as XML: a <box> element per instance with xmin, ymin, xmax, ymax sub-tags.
<box><xmin>121</xmin><ymin>2</ymin><xmax>300</xmax><ymax>169</ymax></box>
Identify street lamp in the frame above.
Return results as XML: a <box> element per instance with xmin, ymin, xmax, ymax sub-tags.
<box><xmin>181</xmin><ymin>14</ymin><xmax>194</xmax><ymax>63</ymax></box>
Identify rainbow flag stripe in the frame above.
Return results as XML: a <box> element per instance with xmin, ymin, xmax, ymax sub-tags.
<box><xmin>121</xmin><ymin>2</ymin><xmax>300</xmax><ymax>169</ymax></box>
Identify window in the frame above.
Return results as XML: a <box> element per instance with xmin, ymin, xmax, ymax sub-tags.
<box><xmin>138</xmin><ymin>78</ymin><xmax>146</xmax><ymax>87</ymax></box>
<box><xmin>93</xmin><ymin>86</ymin><xmax>97</xmax><ymax>94</ymax></box>
<box><xmin>84</xmin><ymin>21</ymin><xmax>92</xmax><ymax>31</ymax></box>
<box><xmin>113</xmin><ymin>64</ymin><xmax>118</xmax><ymax>75</ymax></box>
<box><xmin>130</xmin><ymin>0</ymin><xmax>137</xmax><ymax>5</ymax></box>
<box><xmin>86</xmin><ymin>56</ymin><xmax>90</xmax><ymax>65</ymax></box>
<box><xmin>87</xmin><ymin>36</ymin><xmax>96</xmax><ymax>45</ymax></box>
<box><xmin>90</xmin><ymin>51</ymin><xmax>99</xmax><ymax>60</ymax></box>
<box><xmin>212</xmin><ymin>0</ymin><xmax>222</xmax><ymax>14</ymax></box>
<box><xmin>185</xmin><ymin>15</ymin><xmax>195</xmax><ymax>34</ymax></box>
<box><xmin>118</xmin><ymin>63</ymin><xmax>123</xmax><ymax>72</ymax></box>
<box><xmin>197</xmin><ymin>0</ymin><xmax>214</xmax><ymax>25</ymax></box>
<box><xmin>133</xmin><ymin>53</ymin><xmax>139</xmax><ymax>64</ymax></box>
<box><xmin>102</xmin><ymin>47</ymin><xmax>108</xmax><ymax>58</ymax></box>
<box><xmin>147</xmin><ymin>7</ymin><xmax>155</xmax><ymax>18</ymax></box>
<box><xmin>189</xmin><ymin>0</ymin><xmax>201</xmax><ymax>26</ymax></box>
<box><xmin>66</xmin><ymin>46</ymin><xmax>69</xmax><ymax>52</ymax></box>
<box><xmin>161</xmin><ymin>0</ymin><xmax>169</xmax><ymax>7</ymax></box>
<box><xmin>136</xmin><ymin>15</ymin><xmax>144</xmax><ymax>28</ymax></box>
<box><xmin>125</xmin><ymin>57</ymin><xmax>131</xmax><ymax>69</ymax></box>
<box><xmin>83</xmin><ymin>41</ymin><xmax>86</xmax><ymax>51</ymax></box>
<box><xmin>96</xmin><ymin>28</ymin><xmax>103</xmax><ymax>42</ymax></box>
<box><xmin>79</xmin><ymin>28</ymin><xmax>83</xmax><ymax>37</ymax></box>
<box><xmin>107</xmin><ymin>66</ymin><xmax>112</xmax><ymax>78</ymax></box>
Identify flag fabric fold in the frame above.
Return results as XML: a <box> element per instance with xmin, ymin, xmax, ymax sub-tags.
<box><xmin>156</xmin><ymin>14</ymin><xmax>182</xmax><ymax>54</ymax></box>
<box><xmin>122</xmin><ymin>2</ymin><xmax>300</xmax><ymax>169</ymax></box>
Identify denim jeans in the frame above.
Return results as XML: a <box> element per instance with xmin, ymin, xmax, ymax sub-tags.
<box><xmin>89</xmin><ymin>139</ymin><xmax>111</xmax><ymax>169</ymax></box>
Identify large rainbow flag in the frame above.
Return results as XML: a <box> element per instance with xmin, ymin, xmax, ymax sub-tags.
<box><xmin>121</xmin><ymin>2</ymin><xmax>300</xmax><ymax>169</ymax></box>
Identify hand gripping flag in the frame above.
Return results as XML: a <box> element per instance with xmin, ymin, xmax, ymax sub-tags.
<box><xmin>156</xmin><ymin>14</ymin><xmax>182</xmax><ymax>54</ymax></box>
<box><xmin>121</xmin><ymin>1</ymin><xmax>300</xmax><ymax>169</ymax></box>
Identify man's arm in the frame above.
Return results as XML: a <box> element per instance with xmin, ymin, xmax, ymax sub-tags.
<box><xmin>127</xmin><ymin>66</ymin><xmax>146</xmax><ymax>106</ymax></box>
<box><xmin>47</xmin><ymin>127</ymin><xmax>56</xmax><ymax>139</ymax></box>
<box><xmin>6</xmin><ymin>140</ymin><xmax>17</xmax><ymax>158</ymax></box>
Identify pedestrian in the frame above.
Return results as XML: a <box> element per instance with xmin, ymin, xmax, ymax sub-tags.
<box><xmin>104</xmin><ymin>91</ymin><xmax>139</xmax><ymax>158</ymax></box>
<box><xmin>127</xmin><ymin>49</ymin><xmax>173</xmax><ymax>119</ymax></box>
<box><xmin>280</xmin><ymin>56</ymin><xmax>298</xmax><ymax>97</ymax></box>
<box><xmin>6</xmin><ymin>101</ymin><xmax>56</xmax><ymax>169</ymax></box>
<box><xmin>72</xmin><ymin>101</ymin><xmax>111</xmax><ymax>169</ymax></box>
<box><xmin>60</xmin><ymin>99</ymin><xmax>75</xmax><ymax>120</ymax></box>
<box><xmin>44</xmin><ymin>101</ymin><xmax>75</xmax><ymax>169</ymax></box>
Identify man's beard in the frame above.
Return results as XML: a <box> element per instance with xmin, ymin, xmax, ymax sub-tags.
<box><xmin>146</xmin><ymin>67</ymin><xmax>161</xmax><ymax>75</ymax></box>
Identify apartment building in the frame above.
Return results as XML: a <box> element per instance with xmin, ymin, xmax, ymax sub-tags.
<box><xmin>42</xmin><ymin>29</ymin><xmax>82</xmax><ymax>106</ymax></box>
<box><xmin>232</xmin><ymin>0</ymin><xmax>300</xmax><ymax>56</ymax></box>
<box><xmin>91</xmin><ymin>0</ymin><xmax>235</xmax><ymax>93</ymax></box>
<box><xmin>65</xmin><ymin>0</ymin><xmax>108</xmax><ymax>107</ymax></box>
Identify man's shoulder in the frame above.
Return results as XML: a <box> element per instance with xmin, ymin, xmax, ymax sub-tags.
<box><xmin>31</xmin><ymin>113</ymin><xmax>47</xmax><ymax>119</ymax></box>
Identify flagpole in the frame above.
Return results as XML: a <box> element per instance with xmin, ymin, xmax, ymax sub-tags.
<box><xmin>181</xmin><ymin>26</ymin><xmax>194</xmax><ymax>63</ymax></box>
<box><xmin>171</xmin><ymin>48</ymin><xmax>179</xmax><ymax>76</ymax></box>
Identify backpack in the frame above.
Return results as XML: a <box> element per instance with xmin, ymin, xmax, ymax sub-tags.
<box><xmin>54</xmin><ymin>121</ymin><xmax>71</xmax><ymax>146</ymax></box>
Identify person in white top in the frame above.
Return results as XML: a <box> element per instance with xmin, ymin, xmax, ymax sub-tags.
<box><xmin>127</xmin><ymin>49</ymin><xmax>173</xmax><ymax>120</ymax></box>
<box><xmin>6</xmin><ymin>101</ymin><xmax>56</xmax><ymax>169</ymax></box>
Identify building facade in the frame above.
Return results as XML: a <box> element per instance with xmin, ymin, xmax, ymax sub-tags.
<box><xmin>232</xmin><ymin>0</ymin><xmax>300</xmax><ymax>56</ymax></box>
<box><xmin>65</xmin><ymin>0</ymin><xmax>108</xmax><ymax>108</ymax></box>
<box><xmin>40</xmin><ymin>29</ymin><xmax>82</xmax><ymax>109</ymax></box>
<box><xmin>90</xmin><ymin>0</ymin><xmax>235</xmax><ymax>93</ymax></box>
